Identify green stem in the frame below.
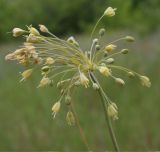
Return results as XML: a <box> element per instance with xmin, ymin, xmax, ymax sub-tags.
<box><xmin>90</xmin><ymin>72</ymin><xmax>120</xmax><ymax>152</ymax></box>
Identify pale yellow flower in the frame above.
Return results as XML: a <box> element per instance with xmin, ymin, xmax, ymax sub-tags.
<box><xmin>52</xmin><ymin>101</ymin><xmax>61</xmax><ymax>118</ymax></box>
<box><xmin>105</xmin><ymin>44</ymin><xmax>117</xmax><ymax>52</ymax></box>
<box><xmin>104</xmin><ymin>7</ymin><xmax>117</xmax><ymax>17</ymax></box>
<box><xmin>140</xmin><ymin>76</ymin><xmax>151</xmax><ymax>87</ymax></box>
<box><xmin>107</xmin><ymin>102</ymin><xmax>118</xmax><ymax>120</ymax></box>
<box><xmin>38</xmin><ymin>77</ymin><xmax>51</xmax><ymax>88</ymax></box>
<box><xmin>12</xmin><ymin>28</ymin><xmax>25</xmax><ymax>37</ymax></box>
<box><xmin>45</xmin><ymin>57</ymin><xmax>55</xmax><ymax>65</ymax></box>
<box><xmin>29</xmin><ymin>27</ymin><xmax>40</xmax><ymax>36</ymax></box>
<box><xmin>99</xmin><ymin>66</ymin><xmax>110</xmax><ymax>77</ymax></box>
<box><xmin>20</xmin><ymin>69</ymin><xmax>33</xmax><ymax>82</ymax></box>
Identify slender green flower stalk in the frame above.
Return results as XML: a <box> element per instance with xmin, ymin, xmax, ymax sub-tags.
<box><xmin>5</xmin><ymin>6</ymin><xmax>151</xmax><ymax>151</ymax></box>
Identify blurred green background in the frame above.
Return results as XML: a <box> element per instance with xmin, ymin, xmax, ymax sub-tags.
<box><xmin>0</xmin><ymin>0</ymin><xmax>160</xmax><ymax>151</ymax></box>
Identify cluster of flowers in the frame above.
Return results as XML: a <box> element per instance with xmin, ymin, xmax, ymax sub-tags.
<box><xmin>5</xmin><ymin>7</ymin><xmax>151</xmax><ymax>124</ymax></box>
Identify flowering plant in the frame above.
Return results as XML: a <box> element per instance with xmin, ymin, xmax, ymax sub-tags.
<box><xmin>5</xmin><ymin>6</ymin><xmax>151</xmax><ymax>151</ymax></box>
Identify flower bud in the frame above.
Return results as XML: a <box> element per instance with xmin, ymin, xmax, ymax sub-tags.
<box><xmin>92</xmin><ymin>83</ymin><xmax>99</xmax><ymax>90</ymax></box>
<box><xmin>106</xmin><ymin>58</ymin><xmax>114</xmax><ymax>64</ymax></box>
<box><xmin>66</xmin><ymin>111</ymin><xmax>75</xmax><ymax>126</ymax></box>
<box><xmin>41</xmin><ymin>66</ymin><xmax>50</xmax><ymax>72</ymax></box>
<box><xmin>140</xmin><ymin>76</ymin><xmax>151</xmax><ymax>87</ymax></box>
<box><xmin>39</xmin><ymin>24</ymin><xmax>49</xmax><ymax>33</ymax></box>
<box><xmin>95</xmin><ymin>44</ymin><xmax>101</xmax><ymax>51</ymax></box>
<box><xmin>99</xmin><ymin>28</ymin><xmax>105</xmax><ymax>36</ymax></box>
<box><xmin>105</xmin><ymin>44</ymin><xmax>116</xmax><ymax>52</ymax></box>
<box><xmin>45</xmin><ymin>57</ymin><xmax>55</xmax><ymax>65</ymax></box>
<box><xmin>121</xmin><ymin>49</ymin><xmax>129</xmax><ymax>54</ymax></box>
<box><xmin>20</xmin><ymin>69</ymin><xmax>33</xmax><ymax>82</ymax></box>
<box><xmin>107</xmin><ymin>102</ymin><xmax>118</xmax><ymax>120</ymax></box>
<box><xmin>99</xmin><ymin>66</ymin><xmax>110</xmax><ymax>77</ymax></box>
<box><xmin>37</xmin><ymin>77</ymin><xmax>51</xmax><ymax>88</ymax></box>
<box><xmin>127</xmin><ymin>72</ymin><xmax>135</xmax><ymax>78</ymax></box>
<box><xmin>125</xmin><ymin>36</ymin><xmax>135</xmax><ymax>42</ymax></box>
<box><xmin>115</xmin><ymin>78</ymin><xmax>125</xmax><ymax>86</ymax></box>
<box><xmin>12</xmin><ymin>28</ymin><xmax>25</xmax><ymax>37</ymax></box>
<box><xmin>67</xmin><ymin>36</ymin><xmax>75</xmax><ymax>44</ymax></box>
<box><xmin>52</xmin><ymin>101</ymin><xmax>61</xmax><ymax>118</ymax></box>
<box><xmin>65</xmin><ymin>95</ymin><xmax>71</xmax><ymax>105</ymax></box>
<box><xmin>104</xmin><ymin>7</ymin><xmax>117</xmax><ymax>17</ymax></box>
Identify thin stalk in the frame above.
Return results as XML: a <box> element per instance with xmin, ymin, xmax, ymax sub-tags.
<box><xmin>90</xmin><ymin>72</ymin><xmax>120</xmax><ymax>152</ymax></box>
<box><xmin>70</xmin><ymin>102</ymin><xmax>91</xmax><ymax>151</ymax></box>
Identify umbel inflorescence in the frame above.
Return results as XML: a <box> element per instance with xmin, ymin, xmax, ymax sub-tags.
<box><xmin>5</xmin><ymin>7</ymin><xmax>151</xmax><ymax>124</ymax></box>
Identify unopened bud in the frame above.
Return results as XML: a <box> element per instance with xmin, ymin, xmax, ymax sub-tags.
<box><xmin>65</xmin><ymin>95</ymin><xmax>71</xmax><ymax>105</ymax></box>
<box><xmin>127</xmin><ymin>72</ymin><xmax>135</xmax><ymax>78</ymax></box>
<box><xmin>121</xmin><ymin>49</ymin><xmax>129</xmax><ymax>54</ymax></box>
<box><xmin>107</xmin><ymin>102</ymin><xmax>118</xmax><ymax>120</ymax></box>
<box><xmin>12</xmin><ymin>28</ymin><xmax>25</xmax><ymax>37</ymax></box>
<box><xmin>106</xmin><ymin>58</ymin><xmax>114</xmax><ymax>64</ymax></box>
<box><xmin>41</xmin><ymin>66</ymin><xmax>50</xmax><ymax>72</ymax></box>
<box><xmin>95</xmin><ymin>44</ymin><xmax>101</xmax><ymax>51</ymax></box>
<box><xmin>115</xmin><ymin>78</ymin><xmax>125</xmax><ymax>86</ymax></box>
<box><xmin>105</xmin><ymin>44</ymin><xmax>116</xmax><ymax>52</ymax></box>
<box><xmin>39</xmin><ymin>24</ymin><xmax>49</xmax><ymax>33</ymax></box>
<box><xmin>125</xmin><ymin>36</ymin><xmax>135</xmax><ymax>42</ymax></box>
<box><xmin>99</xmin><ymin>28</ymin><xmax>105</xmax><ymax>36</ymax></box>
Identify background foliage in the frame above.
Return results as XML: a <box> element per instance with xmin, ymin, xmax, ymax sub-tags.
<box><xmin>0</xmin><ymin>0</ymin><xmax>160</xmax><ymax>41</ymax></box>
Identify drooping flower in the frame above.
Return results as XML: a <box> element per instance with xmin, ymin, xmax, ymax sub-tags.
<box><xmin>20</xmin><ymin>69</ymin><xmax>33</xmax><ymax>82</ymax></box>
<box><xmin>52</xmin><ymin>101</ymin><xmax>61</xmax><ymax>118</ymax></box>
<box><xmin>107</xmin><ymin>102</ymin><xmax>118</xmax><ymax>120</ymax></box>
<box><xmin>104</xmin><ymin>7</ymin><xmax>117</xmax><ymax>17</ymax></box>
<box><xmin>140</xmin><ymin>76</ymin><xmax>151</xmax><ymax>87</ymax></box>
